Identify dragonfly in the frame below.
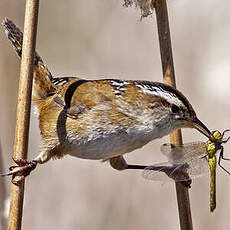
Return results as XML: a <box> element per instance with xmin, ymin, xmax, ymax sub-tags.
<box><xmin>143</xmin><ymin>130</ymin><xmax>230</xmax><ymax>212</ymax></box>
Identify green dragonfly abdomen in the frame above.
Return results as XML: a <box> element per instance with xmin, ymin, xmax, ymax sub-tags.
<box><xmin>208</xmin><ymin>155</ymin><xmax>217</xmax><ymax>212</ymax></box>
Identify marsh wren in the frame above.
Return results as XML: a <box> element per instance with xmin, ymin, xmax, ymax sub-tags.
<box><xmin>2</xmin><ymin>18</ymin><xmax>212</xmax><ymax>184</ymax></box>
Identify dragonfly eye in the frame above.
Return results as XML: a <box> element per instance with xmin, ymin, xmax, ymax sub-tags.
<box><xmin>212</xmin><ymin>130</ymin><xmax>222</xmax><ymax>141</ymax></box>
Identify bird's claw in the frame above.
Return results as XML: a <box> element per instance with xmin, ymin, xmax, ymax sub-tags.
<box><xmin>1</xmin><ymin>158</ymin><xmax>37</xmax><ymax>185</ymax></box>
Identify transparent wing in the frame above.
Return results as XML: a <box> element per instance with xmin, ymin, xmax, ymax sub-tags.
<box><xmin>160</xmin><ymin>141</ymin><xmax>206</xmax><ymax>163</ymax></box>
<box><xmin>142</xmin><ymin>155</ymin><xmax>209</xmax><ymax>182</ymax></box>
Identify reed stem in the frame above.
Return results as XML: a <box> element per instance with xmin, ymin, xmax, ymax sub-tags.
<box><xmin>7</xmin><ymin>1</ymin><xmax>39</xmax><ymax>229</ymax></box>
<box><xmin>154</xmin><ymin>0</ymin><xmax>193</xmax><ymax>229</ymax></box>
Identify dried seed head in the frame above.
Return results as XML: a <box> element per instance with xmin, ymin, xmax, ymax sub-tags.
<box><xmin>123</xmin><ymin>0</ymin><xmax>154</xmax><ymax>18</ymax></box>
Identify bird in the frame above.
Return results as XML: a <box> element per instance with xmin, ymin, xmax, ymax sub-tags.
<box><xmin>1</xmin><ymin>18</ymin><xmax>212</xmax><ymax>185</ymax></box>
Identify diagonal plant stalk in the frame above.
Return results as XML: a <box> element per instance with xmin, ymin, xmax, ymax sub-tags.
<box><xmin>154</xmin><ymin>0</ymin><xmax>193</xmax><ymax>229</ymax></box>
<box><xmin>7</xmin><ymin>0</ymin><xmax>39</xmax><ymax>229</ymax></box>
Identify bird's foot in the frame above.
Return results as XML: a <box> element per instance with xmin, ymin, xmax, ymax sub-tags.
<box><xmin>1</xmin><ymin>158</ymin><xmax>37</xmax><ymax>185</ymax></box>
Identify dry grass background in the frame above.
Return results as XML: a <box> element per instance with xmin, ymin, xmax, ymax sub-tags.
<box><xmin>0</xmin><ymin>0</ymin><xmax>230</xmax><ymax>229</ymax></box>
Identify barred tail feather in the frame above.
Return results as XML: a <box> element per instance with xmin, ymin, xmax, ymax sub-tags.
<box><xmin>2</xmin><ymin>18</ymin><xmax>56</xmax><ymax>101</ymax></box>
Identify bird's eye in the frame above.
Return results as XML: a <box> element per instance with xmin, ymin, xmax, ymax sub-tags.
<box><xmin>171</xmin><ymin>104</ymin><xmax>180</xmax><ymax>113</ymax></box>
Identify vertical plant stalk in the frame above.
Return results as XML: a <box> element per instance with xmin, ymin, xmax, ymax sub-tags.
<box><xmin>154</xmin><ymin>0</ymin><xmax>193</xmax><ymax>229</ymax></box>
<box><xmin>7</xmin><ymin>0</ymin><xmax>39</xmax><ymax>230</ymax></box>
<box><xmin>0</xmin><ymin>141</ymin><xmax>7</xmax><ymax>230</ymax></box>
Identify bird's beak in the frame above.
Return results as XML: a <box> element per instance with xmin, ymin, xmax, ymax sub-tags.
<box><xmin>187</xmin><ymin>117</ymin><xmax>212</xmax><ymax>139</ymax></box>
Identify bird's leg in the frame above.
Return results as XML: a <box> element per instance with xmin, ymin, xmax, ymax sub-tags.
<box><xmin>0</xmin><ymin>158</ymin><xmax>37</xmax><ymax>185</ymax></box>
<box><xmin>109</xmin><ymin>156</ymin><xmax>191</xmax><ymax>188</ymax></box>
<box><xmin>109</xmin><ymin>156</ymin><xmax>147</xmax><ymax>170</ymax></box>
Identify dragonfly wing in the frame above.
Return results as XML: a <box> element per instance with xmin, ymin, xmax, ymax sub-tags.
<box><xmin>160</xmin><ymin>142</ymin><xmax>206</xmax><ymax>163</ymax></box>
<box><xmin>186</xmin><ymin>156</ymin><xmax>209</xmax><ymax>178</ymax></box>
<box><xmin>143</xmin><ymin>162</ymin><xmax>190</xmax><ymax>182</ymax></box>
<box><xmin>143</xmin><ymin>156</ymin><xmax>209</xmax><ymax>182</ymax></box>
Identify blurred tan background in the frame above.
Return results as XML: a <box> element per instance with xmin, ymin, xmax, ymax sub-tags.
<box><xmin>1</xmin><ymin>0</ymin><xmax>230</xmax><ymax>229</ymax></box>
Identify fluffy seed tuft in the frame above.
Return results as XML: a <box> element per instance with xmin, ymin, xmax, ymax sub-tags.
<box><xmin>123</xmin><ymin>0</ymin><xmax>154</xmax><ymax>18</ymax></box>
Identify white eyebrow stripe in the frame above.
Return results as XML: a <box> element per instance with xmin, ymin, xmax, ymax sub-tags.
<box><xmin>134</xmin><ymin>82</ymin><xmax>184</xmax><ymax>107</ymax></box>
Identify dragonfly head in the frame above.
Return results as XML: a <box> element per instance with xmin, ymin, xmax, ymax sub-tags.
<box><xmin>212</xmin><ymin>130</ymin><xmax>222</xmax><ymax>142</ymax></box>
<box><xmin>210</xmin><ymin>129</ymin><xmax>230</xmax><ymax>144</ymax></box>
<box><xmin>205</xmin><ymin>130</ymin><xmax>230</xmax><ymax>156</ymax></box>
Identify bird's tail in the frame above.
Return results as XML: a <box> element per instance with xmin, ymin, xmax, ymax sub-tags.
<box><xmin>2</xmin><ymin>18</ymin><xmax>56</xmax><ymax>101</ymax></box>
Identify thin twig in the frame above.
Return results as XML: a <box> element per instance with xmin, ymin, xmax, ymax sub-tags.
<box><xmin>154</xmin><ymin>0</ymin><xmax>193</xmax><ymax>229</ymax></box>
<box><xmin>7</xmin><ymin>0</ymin><xmax>39</xmax><ymax>229</ymax></box>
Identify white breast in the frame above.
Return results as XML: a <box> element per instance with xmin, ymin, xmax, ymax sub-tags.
<box><xmin>66</xmin><ymin>120</ymin><xmax>174</xmax><ymax>160</ymax></box>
